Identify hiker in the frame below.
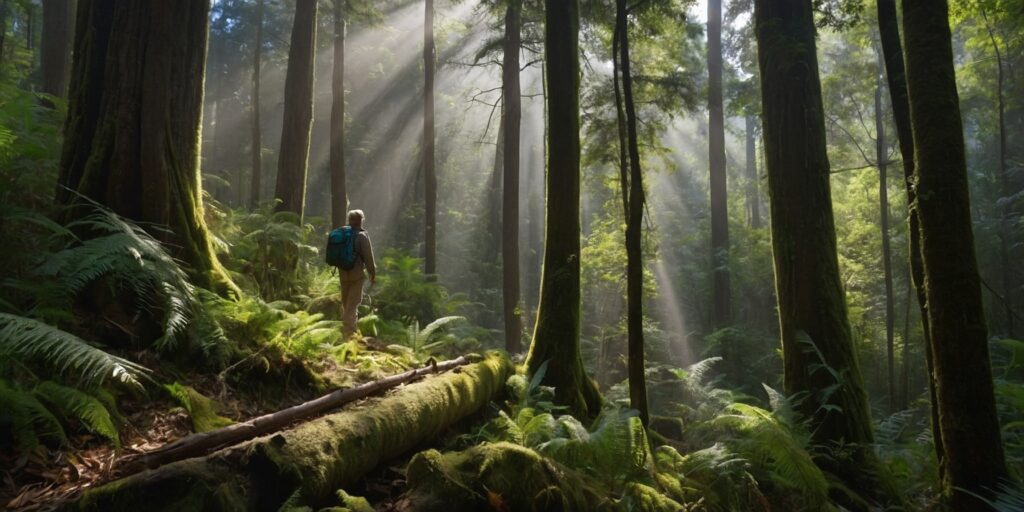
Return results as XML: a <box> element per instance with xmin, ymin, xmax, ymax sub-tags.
<box><xmin>327</xmin><ymin>209</ymin><xmax>376</xmax><ymax>338</ymax></box>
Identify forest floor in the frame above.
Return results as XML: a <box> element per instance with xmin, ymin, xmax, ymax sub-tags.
<box><xmin>0</xmin><ymin>341</ymin><xmax>439</xmax><ymax>511</ymax></box>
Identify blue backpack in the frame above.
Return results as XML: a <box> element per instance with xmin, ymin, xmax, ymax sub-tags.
<box><xmin>326</xmin><ymin>227</ymin><xmax>359</xmax><ymax>270</ymax></box>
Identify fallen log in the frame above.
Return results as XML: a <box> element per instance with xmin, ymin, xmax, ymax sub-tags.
<box><xmin>126</xmin><ymin>355</ymin><xmax>472</xmax><ymax>473</ymax></box>
<box><xmin>73</xmin><ymin>352</ymin><xmax>512</xmax><ymax>512</ymax></box>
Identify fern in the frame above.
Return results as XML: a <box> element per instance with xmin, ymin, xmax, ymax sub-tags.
<box><xmin>0</xmin><ymin>379</ymin><xmax>65</xmax><ymax>449</ymax></box>
<box><xmin>0</xmin><ymin>313</ymin><xmax>149</xmax><ymax>389</ymax></box>
<box><xmin>33</xmin><ymin>381</ymin><xmax>121</xmax><ymax>446</ymax></box>
<box><xmin>537</xmin><ymin>408</ymin><xmax>651</xmax><ymax>479</ymax></box>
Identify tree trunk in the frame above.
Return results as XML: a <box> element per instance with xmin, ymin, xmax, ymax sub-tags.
<box><xmin>876</xmin><ymin>0</ymin><xmax>942</xmax><ymax>478</ymax></box>
<box><xmin>273</xmin><ymin>0</ymin><xmax>317</xmax><ymax>220</ymax></box>
<box><xmin>488</xmin><ymin>112</ymin><xmax>504</xmax><ymax>265</ymax></box>
<box><xmin>874</xmin><ymin>48</ymin><xmax>896</xmax><ymax>413</ymax></box>
<box><xmin>617</xmin><ymin>0</ymin><xmax>648</xmax><ymax>427</ymax></box>
<box><xmin>329</xmin><ymin>0</ymin><xmax>347</xmax><ymax>226</ymax></box>
<box><xmin>40</xmin><ymin>0</ymin><xmax>72</xmax><ymax>104</ymax></box>
<box><xmin>708</xmin><ymin>0</ymin><xmax>730</xmax><ymax>329</ymax></box>
<box><xmin>744</xmin><ymin>114</ymin><xmax>761</xmax><ymax>229</ymax></box>
<box><xmin>982</xmin><ymin>8</ymin><xmax>1015</xmax><ymax>338</ymax></box>
<box><xmin>753</xmin><ymin>1</ymin><xmax>892</xmax><ymax>505</ymax></box>
<box><xmin>75</xmin><ymin>353</ymin><xmax>513</xmax><ymax>512</ymax></box>
<box><xmin>901</xmin><ymin>1</ymin><xmax>1008</xmax><ymax>507</ymax></box>
<box><xmin>56</xmin><ymin>0</ymin><xmax>235</xmax><ymax>296</ymax></box>
<box><xmin>0</xmin><ymin>0</ymin><xmax>8</xmax><ymax>66</ymax></box>
<box><xmin>502</xmin><ymin>0</ymin><xmax>523</xmax><ymax>354</ymax></box>
<box><xmin>423</xmin><ymin>0</ymin><xmax>437</xmax><ymax>276</ymax></box>
<box><xmin>249</xmin><ymin>0</ymin><xmax>263</xmax><ymax>210</ymax></box>
<box><xmin>526</xmin><ymin>0</ymin><xmax>600</xmax><ymax>420</ymax></box>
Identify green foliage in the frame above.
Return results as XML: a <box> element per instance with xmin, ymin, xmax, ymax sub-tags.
<box><xmin>0</xmin><ymin>313</ymin><xmax>149</xmax><ymax>390</ymax></box>
<box><xmin>0</xmin><ymin>379</ymin><xmax>65</xmax><ymax>450</ymax></box>
<box><xmin>33</xmin><ymin>381</ymin><xmax>122</xmax><ymax>446</ymax></box>
<box><xmin>372</xmin><ymin>250</ymin><xmax>464</xmax><ymax>323</ymax></box>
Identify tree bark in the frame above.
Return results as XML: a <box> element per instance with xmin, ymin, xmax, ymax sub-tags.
<box><xmin>40</xmin><ymin>0</ymin><xmax>72</xmax><ymax>104</ymax></box>
<box><xmin>526</xmin><ymin>0</ymin><xmax>600</xmax><ymax>420</ymax></box>
<box><xmin>876</xmin><ymin>0</ymin><xmax>942</xmax><ymax>477</ymax></box>
<box><xmin>75</xmin><ymin>353</ymin><xmax>513</xmax><ymax>511</ymax></box>
<box><xmin>874</xmin><ymin>48</ymin><xmax>896</xmax><ymax>413</ymax></box>
<box><xmin>981</xmin><ymin>8</ymin><xmax>1015</xmax><ymax>338</ymax></box>
<box><xmin>502</xmin><ymin>0</ymin><xmax>523</xmax><ymax>354</ymax></box>
<box><xmin>273</xmin><ymin>0</ymin><xmax>317</xmax><ymax>220</ymax></box>
<box><xmin>753</xmin><ymin>1</ymin><xmax>892</xmax><ymax>505</ymax></box>
<box><xmin>708</xmin><ymin>0</ymin><xmax>730</xmax><ymax>329</ymax></box>
<box><xmin>249</xmin><ymin>0</ymin><xmax>263</xmax><ymax>210</ymax></box>
<box><xmin>617</xmin><ymin>0</ymin><xmax>648</xmax><ymax>427</ymax></box>
<box><xmin>423</xmin><ymin>0</ymin><xmax>437</xmax><ymax>276</ymax></box>
<box><xmin>901</xmin><ymin>1</ymin><xmax>1008</xmax><ymax>507</ymax></box>
<box><xmin>329</xmin><ymin>0</ymin><xmax>347</xmax><ymax>226</ymax></box>
<box><xmin>744</xmin><ymin>114</ymin><xmax>761</xmax><ymax>229</ymax></box>
<box><xmin>56</xmin><ymin>0</ymin><xmax>235</xmax><ymax>296</ymax></box>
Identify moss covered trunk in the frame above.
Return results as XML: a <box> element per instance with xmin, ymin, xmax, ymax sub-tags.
<box><xmin>75</xmin><ymin>353</ymin><xmax>513</xmax><ymax>512</ymax></box>
<box><xmin>753</xmin><ymin>1</ymin><xmax>892</xmax><ymax>506</ymax></box>
<box><xmin>55</xmin><ymin>0</ymin><xmax>236</xmax><ymax>295</ymax></box>
<box><xmin>901</xmin><ymin>1</ymin><xmax>1008</xmax><ymax>507</ymax></box>
<box><xmin>501</xmin><ymin>0</ymin><xmax>523</xmax><ymax>354</ymax></box>
<box><xmin>525</xmin><ymin>0</ymin><xmax>600</xmax><ymax>420</ymax></box>
<box><xmin>273</xmin><ymin>0</ymin><xmax>317</xmax><ymax>219</ymax></box>
<box><xmin>875</xmin><ymin>0</ymin><xmax>942</xmax><ymax>472</ymax></box>
<box><xmin>329</xmin><ymin>0</ymin><xmax>347</xmax><ymax>227</ymax></box>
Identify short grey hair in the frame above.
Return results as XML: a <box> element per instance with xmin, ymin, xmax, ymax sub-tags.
<box><xmin>347</xmin><ymin>209</ymin><xmax>365</xmax><ymax>224</ymax></box>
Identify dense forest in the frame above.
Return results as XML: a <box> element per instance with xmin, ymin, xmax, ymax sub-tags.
<box><xmin>0</xmin><ymin>0</ymin><xmax>1022</xmax><ymax>510</ymax></box>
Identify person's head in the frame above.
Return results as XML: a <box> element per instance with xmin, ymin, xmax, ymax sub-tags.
<box><xmin>347</xmin><ymin>209</ymin><xmax>365</xmax><ymax>228</ymax></box>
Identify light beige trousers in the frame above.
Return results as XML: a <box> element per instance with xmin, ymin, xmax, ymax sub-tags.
<box><xmin>340</xmin><ymin>276</ymin><xmax>364</xmax><ymax>338</ymax></box>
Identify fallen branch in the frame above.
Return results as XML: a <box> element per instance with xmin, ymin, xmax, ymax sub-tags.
<box><xmin>74</xmin><ymin>352</ymin><xmax>512</xmax><ymax>511</ymax></box>
<box><xmin>123</xmin><ymin>356</ymin><xmax>471</xmax><ymax>474</ymax></box>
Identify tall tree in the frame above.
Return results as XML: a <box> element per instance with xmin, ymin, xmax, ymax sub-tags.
<box><xmin>273</xmin><ymin>0</ymin><xmax>317</xmax><ymax>219</ymax></box>
<box><xmin>40</xmin><ymin>0</ymin><xmax>72</xmax><ymax>104</ymax></box>
<box><xmin>526</xmin><ymin>0</ymin><xmax>600</xmax><ymax>419</ymax></box>
<box><xmin>708</xmin><ymin>0</ymin><xmax>730</xmax><ymax>328</ymax></box>
<box><xmin>250</xmin><ymin>0</ymin><xmax>264</xmax><ymax>209</ymax></box>
<box><xmin>502</xmin><ymin>0</ymin><xmax>523</xmax><ymax>353</ymax></box>
<box><xmin>744</xmin><ymin>114</ymin><xmax>761</xmax><ymax>229</ymax></box>
<box><xmin>902</xmin><ymin>1</ymin><xmax>1008</xmax><ymax>507</ymax></box>
<box><xmin>330</xmin><ymin>0</ymin><xmax>347</xmax><ymax>225</ymax></box>
<box><xmin>615</xmin><ymin>0</ymin><xmax>648</xmax><ymax>426</ymax></box>
<box><xmin>875</xmin><ymin>0</ymin><xmax>941</xmax><ymax>469</ymax></box>
<box><xmin>56</xmin><ymin>0</ymin><xmax>235</xmax><ymax>295</ymax></box>
<box><xmin>874</xmin><ymin>47</ymin><xmax>896</xmax><ymax>412</ymax></box>
<box><xmin>753</xmin><ymin>0</ymin><xmax>892</xmax><ymax>504</ymax></box>
<box><xmin>423</xmin><ymin>0</ymin><xmax>437</xmax><ymax>276</ymax></box>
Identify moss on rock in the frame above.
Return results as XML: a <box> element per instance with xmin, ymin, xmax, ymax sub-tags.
<box><xmin>165</xmin><ymin>383</ymin><xmax>235</xmax><ymax>433</ymax></box>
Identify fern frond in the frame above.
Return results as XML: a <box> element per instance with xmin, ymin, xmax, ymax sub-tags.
<box><xmin>0</xmin><ymin>379</ymin><xmax>65</xmax><ymax>449</ymax></box>
<box><xmin>0</xmin><ymin>313</ymin><xmax>149</xmax><ymax>389</ymax></box>
<box><xmin>33</xmin><ymin>381</ymin><xmax>120</xmax><ymax>446</ymax></box>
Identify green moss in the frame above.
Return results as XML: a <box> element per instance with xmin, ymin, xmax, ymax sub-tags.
<box><xmin>404</xmin><ymin>442</ymin><xmax>612</xmax><ymax>511</ymax></box>
<box><xmin>334</xmin><ymin>490</ymin><xmax>374</xmax><ymax>512</ymax></box>
<box><xmin>618</xmin><ymin>483</ymin><xmax>683</xmax><ymax>512</ymax></box>
<box><xmin>73</xmin><ymin>353</ymin><xmax>513</xmax><ymax>511</ymax></box>
<box><xmin>165</xmin><ymin>383</ymin><xmax>235</xmax><ymax>433</ymax></box>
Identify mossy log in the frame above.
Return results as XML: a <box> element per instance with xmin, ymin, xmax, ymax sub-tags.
<box><xmin>73</xmin><ymin>352</ymin><xmax>512</xmax><ymax>512</ymax></box>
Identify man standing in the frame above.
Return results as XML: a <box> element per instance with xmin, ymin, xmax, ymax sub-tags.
<box><xmin>340</xmin><ymin>209</ymin><xmax>376</xmax><ymax>338</ymax></box>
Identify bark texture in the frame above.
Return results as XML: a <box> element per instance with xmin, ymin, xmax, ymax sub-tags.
<box><xmin>902</xmin><ymin>1</ymin><xmax>1008</xmax><ymax>506</ymax></box>
<box><xmin>273</xmin><ymin>0</ymin><xmax>317</xmax><ymax>219</ymax></box>
<box><xmin>753</xmin><ymin>1</ymin><xmax>892</xmax><ymax>506</ymax></box>
<box><xmin>40</xmin><ymin>0</ymin><xmax>72</xmax><ymax>103</ymax></box>
<box><xmin>502</xmin><ymin>0</ymin><xmax>523</xmax><ymax>354</ymax></box>
<box><xmin>55</xmin><ymin>0</ymin><xmax>235</xmax><ymax>295</ymax></box>
<box><xmin>526</xmin><ymin>0</ymin><xmax>601</xmax><ymax>420</ymax></box>
<box><xmin>708</xmin><ymin>0</ymin><xmax>730</xmax><ymax>328</ymax></box>
<box><xmin>329</xmin><ymin>0</ymin><xmax>347</xmax><ymax>226</ymax></box>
